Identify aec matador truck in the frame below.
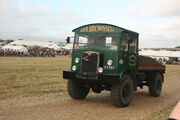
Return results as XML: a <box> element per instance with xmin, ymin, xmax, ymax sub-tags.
<box><xmin>63</xmin><ymin>23</ymin><xmax>166</xmax><ymax>107</ymax></box>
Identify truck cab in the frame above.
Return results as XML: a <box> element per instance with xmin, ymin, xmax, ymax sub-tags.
<box><xmin>63</xmin><ymin>23</ymin><xmax>165</xmax><ymax>107</ymax></box>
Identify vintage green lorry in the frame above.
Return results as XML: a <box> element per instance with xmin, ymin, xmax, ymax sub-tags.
<box><xmin>63</xmin><ymin>23</ymin><xmax>165</xmax><ymax>107</ymax></box>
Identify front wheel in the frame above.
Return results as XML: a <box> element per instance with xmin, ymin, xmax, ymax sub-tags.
<box><xmin>111</xmin><ymin>74</ymin><xmax>134</xmax><ymax>107</ymax></box>
<box><xmin>149</xmin><ymin>72</ymin><xmax>163</xmax><ymax>97</ymax></box>
<box><xmin>67</xmin><ymin>80</ymin><xmax>90</xmax><ymax>99</ymax></box>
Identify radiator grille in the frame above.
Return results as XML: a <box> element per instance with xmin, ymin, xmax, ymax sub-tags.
<box><xmin>82</xmin><ymin>51</ymin><xmax>99</xmax><ymax>73</ymax></box>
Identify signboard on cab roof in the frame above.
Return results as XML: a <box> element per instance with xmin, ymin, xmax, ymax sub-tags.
<box><xmin>77</xmin><ymin>25</ymin><xmax>121</xmax><ymax>33</ymax></box>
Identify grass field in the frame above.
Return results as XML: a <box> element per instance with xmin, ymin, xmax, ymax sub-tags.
<box><xmin>0</xmin><ymin>56</ymin><xmax>71</xmax><ymax>100</ymax></box>
<box><xmin>0</xmin><ymin>56</ymin><xmax>180</xmax><ymax>119</ymax></box>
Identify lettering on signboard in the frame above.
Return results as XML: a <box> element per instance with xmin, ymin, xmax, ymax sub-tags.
<box><xmin>80</xmin><ymin>25</ymin><xmax>117</xmax><ymax>33</ymax></box>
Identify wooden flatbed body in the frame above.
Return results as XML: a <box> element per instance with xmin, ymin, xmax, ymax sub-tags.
<box><xmin>138</xmin><ymin>55</ymin><xmax>165</xmax><ymax>72</ymax></box>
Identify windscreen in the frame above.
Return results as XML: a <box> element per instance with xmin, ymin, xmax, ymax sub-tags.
<box><xmin>74</xmin><ymin>33</ymin><xmax>120</xmax><ymax>50</ymax></box>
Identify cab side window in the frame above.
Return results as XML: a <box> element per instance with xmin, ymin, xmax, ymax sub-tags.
<box><xmin>129</xmin><ymin>36</ymin><xmax>138</xmax><ymax>53</ymax></box>
<box><xmin>120</xmin><ymin>33</ymin><xmax>129</xmax><ymax>51</ymax></box>
<box><xmin>120</xmin><ymin>32</ymin><xmax>138</xmax><ymax>53</ymax></box>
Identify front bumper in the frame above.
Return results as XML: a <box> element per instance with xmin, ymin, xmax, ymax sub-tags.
<box><xmin>63</xmin><ymin>70</ymin><xmax>119</xmax><ymax>84</ymax></box>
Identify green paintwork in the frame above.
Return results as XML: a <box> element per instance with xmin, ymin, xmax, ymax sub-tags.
<box><xmin>70</xmin><ymin>23</ymin><xmax>139</xmax><ymax>80</ymax></box>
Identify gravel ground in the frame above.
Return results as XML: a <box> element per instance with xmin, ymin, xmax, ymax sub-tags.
<box><xmin>1</xmin><ymin>74</ymin><xmax>180</xmax><ymax>120</ymax></box>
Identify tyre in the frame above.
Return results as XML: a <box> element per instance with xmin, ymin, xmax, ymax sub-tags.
<box><xmin>111</xmin><ymin>74</ymin><xmax>134</xmax><ymax>107</ymax></box>
<box><xmin>149</xmin><ymin>72</ymin><xmax>163</xmax><ymax>97</ymax></box>
<box><xmin>67</xmin><ymin>80</ymin><xmax>90</xmax><ymax>99</ymax></box>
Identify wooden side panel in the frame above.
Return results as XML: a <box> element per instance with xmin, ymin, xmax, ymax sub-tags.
<box><xmin>138</xmin><ymin>55</ymin><xmax>165</xmax><ymax>70</ymax></box>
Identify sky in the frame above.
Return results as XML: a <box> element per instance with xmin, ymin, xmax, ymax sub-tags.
<box><xmin>0</xmin><ymin>0</ymin><xmax>180</xmax><ymax>48</ymax></box>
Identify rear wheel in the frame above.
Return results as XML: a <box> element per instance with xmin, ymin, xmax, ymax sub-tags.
<box><xmin>149</xmin><ymin>72</ymin><xmax>163</xmax><ymax>97</ymax></box>
<box><xmin>67</xmin><ymin>80</ymin><xmax>90</xmax><ymax>99</ymax></box>
<box><xmin>111</xmin><ymin>74</ymin><xmax>134</xmax><ymax>107</ymax></box>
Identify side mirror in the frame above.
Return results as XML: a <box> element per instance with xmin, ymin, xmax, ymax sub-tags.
<box><xmin>66</xmin><ymin>36</ymin><xmax>70</xmax><ymax>43</ymax></box>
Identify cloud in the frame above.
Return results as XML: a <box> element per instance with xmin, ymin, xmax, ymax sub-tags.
<box><xmin>37</xmin><ymin>8</ymin><xmax>82</xmax><ymax>26</ymax></box>
<box><xmin>156</xmin><ymin>19</ymin><xmax>180</xmax><ymax>31</ymax></box>
<box><xmin>139</xmin><ymin>19</ymin><xmax>180</xmax><ymax>48</ymax></box>
<box><xmin>59</xmin><ymin>9</ymin><xmax>82</xmax><ymax>24</ymax></box>
<box><xmin>124</xmin><ymin>0</ymin><xmax>180</xmax><ymax>48</ymax></box>
<box><xmin>128</xmin><ymin>0</ymin><xmax>180</xmax><ymax>17</ymax></box>
<box><xmin>0</xmin><ymin>0</ymin><xmax>80</xmax><ymax>42</ymax></box>
<box><xmin>0</xmin><ymin>1</ymin><xmax>12</xmax><ymax>14</ymax></box>
<box><xmin>0</xmin><ymin>0</ymin><xmax>179</xmax><ymax>48</ymax></box>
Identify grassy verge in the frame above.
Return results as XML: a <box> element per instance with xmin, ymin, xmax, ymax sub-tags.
<box><xmin>0</xmin><ymin>57</ymin><xmax>180</xmax><ymax>100</ymax></box>
<box><xmin>147</xmin><ymin>65</ymin><xmax>180</xmax><ymax>120</ymax></box>
<box><xmin>0</xmin><ymin>56</ymin><xmax>180</xmax><ymax>120</ymax></box>
<box><xmin>0</xmin><ymin>57</ymin><xmax>180</xmax><ymax>119</ymax></box>
<box><xmin>148</xmin><ymin>101</ymin><xmax>177</xmax><ymax>120</ymax></box>
<box><xmin>0</xmin><ymin>56</ymin><xmax>71</xmax><ymax>100</ymax></box>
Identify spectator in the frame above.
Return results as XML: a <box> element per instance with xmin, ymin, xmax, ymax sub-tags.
<box><xmin>168</xmin><ymin>100</ymin><xmax>180</xmax><ymax>120</ymax></box>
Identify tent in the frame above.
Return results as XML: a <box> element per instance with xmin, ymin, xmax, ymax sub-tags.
<box><xmin>139</xmin><ymin>50</ymin><xmax>180</xmax><ymax>58</ymax></box>
<box><xmin>61</xmin><ymin>43</ymin><xmax>73</xmax><ymax>50</ymax></box>
<box><xmin>10</xmin><ymin>40</ymin><xmax>61</xmax><ymax>50</ymax></box>
<box><xmin>43</xmin><ymin>43</ymin><xmax>61</xmax><ymax>50</ymax></box>
<box><xmin>2</xmin><ymin>45</ymin><xmax>28</xmax><ymax>52</ymax></box>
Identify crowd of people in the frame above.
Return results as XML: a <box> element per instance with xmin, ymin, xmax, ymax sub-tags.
<box><xmin>0</xmin><ymin>47</ymin><xmax>71</xmax><ymax>57</ymax></box>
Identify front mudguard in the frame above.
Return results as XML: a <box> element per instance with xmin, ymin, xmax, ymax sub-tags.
<box><xmin>119</xmin><ymin>69</ymin><xmax>137</xmax><ymax>91</ymax></box>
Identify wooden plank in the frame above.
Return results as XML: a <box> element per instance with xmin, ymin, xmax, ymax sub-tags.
<box><xmin>138</xmin><ymin>66</ymin><xmax>165</xmax><ymax>70</ymax></box>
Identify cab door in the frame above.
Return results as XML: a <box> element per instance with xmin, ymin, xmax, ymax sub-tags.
<box><xmin>120</xmin><ymin>32</ymin><xmax>138</xmax><ymax>71</ymax></box>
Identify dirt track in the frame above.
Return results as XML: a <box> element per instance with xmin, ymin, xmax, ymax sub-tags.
<box><xmin>1</xmin><ymin>74</ymin><xmax>180</xmax><ymax>120</ymax></box>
